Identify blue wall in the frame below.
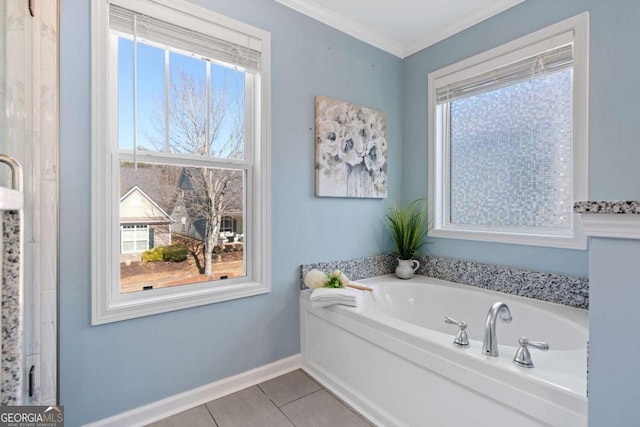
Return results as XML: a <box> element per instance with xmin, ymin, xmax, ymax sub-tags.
<box><xmin>59</xmin><ymin>0</ymin><xmax>402</xmax><ymax>424</ymax></box>
<box><xmin>60</xmin><ymin>0</ymin><xmax>640</xmax><ymax>424</ymax></box>
<box><xmin>589</xmin><ymin>237</ymin><xmax>640</xmax><ymax>426</ymax></box>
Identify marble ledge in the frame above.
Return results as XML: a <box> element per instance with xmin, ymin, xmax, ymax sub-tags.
<box><xmin>574</xmin><ymin>200</ymin><xmax>640</xmax><ymax>214</ymax></box>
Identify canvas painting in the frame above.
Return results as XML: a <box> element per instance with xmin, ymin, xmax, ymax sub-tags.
<box><xmin>315</xmin><ymin>96</ymin><xmax>387</xmax><ymax>198</ymax></box>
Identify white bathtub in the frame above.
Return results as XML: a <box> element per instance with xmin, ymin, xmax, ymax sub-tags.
<box><xmin>300</xmin><ymin>275</ymin><xmax>588</xmax><ymax>427</ymax></box>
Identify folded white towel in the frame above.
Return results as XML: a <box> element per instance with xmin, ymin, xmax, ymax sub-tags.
<box><xmin>310</xmin><ymin>287</ymin><xmax>364</xmax><ymax>308</ymax></box>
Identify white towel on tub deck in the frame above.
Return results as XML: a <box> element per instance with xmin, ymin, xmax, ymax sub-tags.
<box><xmin>310</xmin><ymin>287</ymin><xmax>365</xmax><ymax>308</ymax></box>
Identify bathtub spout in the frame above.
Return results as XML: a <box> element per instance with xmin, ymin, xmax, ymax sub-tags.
<box><xmin>482</xmin><ymin>302</ymin><xmax>512</xmax><ymax>357</ymax></box>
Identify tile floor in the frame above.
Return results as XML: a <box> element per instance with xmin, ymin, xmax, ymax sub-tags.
<box><xmin>146</xmin><ymin>369</ymin><xmax>373</xmax><ymax>427</ymax></box>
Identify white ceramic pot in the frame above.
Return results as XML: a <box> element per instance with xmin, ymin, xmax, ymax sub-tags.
<box><xmin>395</xmin><ymin>258</ymin><xmax>420</xmax><ymax>279</ymax></box>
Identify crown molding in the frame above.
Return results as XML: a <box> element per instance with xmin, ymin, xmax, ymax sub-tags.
<box><xmin>275</xmin><ymin>0</ymin><xmax>524</xmax><ymax>58</ymax></box>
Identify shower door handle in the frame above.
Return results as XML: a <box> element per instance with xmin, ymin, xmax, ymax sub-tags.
<box><xmin>0</xmin><ymin>154</ymin><xmax>23</xmax><ymax>191</ymax></box>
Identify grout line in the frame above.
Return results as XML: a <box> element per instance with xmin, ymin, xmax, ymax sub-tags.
<box><xmin>278</xmin><ymin>387</ymin><xmax>374</xmax><ymax>426</ymax></box>
<box><xmin>254</xmin><ymin>386</ymin><xmax>295</xmax><ymax>427</ymax></box>
<box><xmin>277</xmin><ymin>387</ymin><xmax>323</xmax><ymax>409</ymax></box>
<box><xmin>298</xmin><ymin>369</ymin><xmax>321</xmax><ymax>385</ymax></box>
<box><xmin>257</xmin><ymin>370</ymin><xmax>323</xmax><ymax>408</ymax></box>
<box><xmin>203</xmin><ymin>403</ymin><xmax>219</xmax><ymax>427</ymax></box>
<box><xmin>155</xmin><ymin>372</ymin><xmax>374</xmax><ymax>427</ymax></box>
<box><xmin>274</xmin><ymin>400</ymin><xmax>297</xmax><ymax>427</ymax></box>
<box><xmin>317</xmin><ymin>386</ymin><xmax>375</xmax><ymax>425</ymax></box>
<box><xmin>256</xmin><ymin>383</ymin><xmax>285</xmax><ymax>409</ymax></box>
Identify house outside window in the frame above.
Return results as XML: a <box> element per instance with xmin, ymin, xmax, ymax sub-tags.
<box><xmin>220</xmin><ymin>216</ymin><xmax>234</xmax><ymax>234</ymax></box>
<box><xmin>428</xmin><ymin>13</ymin><xmax>589</xmax><ymax>249</ymax></box>
<box><xmin>92</xmin><ymin>0</ymin><xmax>271</xmax><ymax>324</ymax></box>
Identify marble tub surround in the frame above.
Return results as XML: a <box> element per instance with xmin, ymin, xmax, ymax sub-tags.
<box><xmin>417</xmin><ymin>256</ymin><xmax>588</xmax><ymax>309</ymax></box>
<box><xmin>300</xmin><ymin>253</ymin><xmax>396</xmax><ymax>290</ymax></box>
<box><xmin>301</xmin><ymin>254</ymin><xmax>588</xmax><ymax>309</ymax></box>
<box><xmin>2</xmin><ymin>210</ymin><xmax>23</xmax><ymax>405</ymax></box>
<box><xmin>574</xmin><ymin>200</ymin><xmax>640</xmax><ymax>214</ymax></box>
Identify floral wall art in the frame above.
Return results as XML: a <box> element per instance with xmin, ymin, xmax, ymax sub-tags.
<box><xmin>315</xmin><ymin>96</ymin><xmax>387</xmax><ymax>198</ymax></box>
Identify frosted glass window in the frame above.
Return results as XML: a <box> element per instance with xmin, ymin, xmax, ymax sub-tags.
<box><xmin>427</xmin><ymin>13</ymin><xmax>588</xmax><ymax>249</ymax></box>
<box><xmin>449</xmin><ymin>70</ymin><xmax>572</xmax><ymax>229</ymax></box>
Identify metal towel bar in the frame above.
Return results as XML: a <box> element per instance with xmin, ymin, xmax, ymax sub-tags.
<box><xmin>0</xmin><ymin>154</ymin><xmax>23</xmax><ymax>192</ymax></box>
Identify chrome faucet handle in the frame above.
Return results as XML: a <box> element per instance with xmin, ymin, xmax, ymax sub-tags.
<box><xmin>513</xmin><ymin>337</ymin><xmax>549</xmax><ymax>368</ymax></box>
<box><xmin>444</xmin><ymin>316</ymin><xmax>470</xmax><ymax>348</ymax></box>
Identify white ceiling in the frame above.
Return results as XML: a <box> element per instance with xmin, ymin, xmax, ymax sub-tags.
<box><xmin>274</xmin><ymin>0</ymin><xmax>525</xmax><ymax>58</ymax></box>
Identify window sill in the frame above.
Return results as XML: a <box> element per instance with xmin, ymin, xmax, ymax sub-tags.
<box><xmin>92</xmin><ymin>279</ymin><xmax>270</xmax><ymax>325</ymax></box>
<box><xmin>430</xmin><ymin>225</ymin><xmax>588</xmax><ymax>250</ymax></box>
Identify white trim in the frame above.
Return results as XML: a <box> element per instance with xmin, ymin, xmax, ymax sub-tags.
<box><xmin>427</xmin><ymin>12</ymin><xmax>589</xmax><ymax>250</ymax></box>
<box><xmin>92</xmin><ymin>0</ymin><xmax>112</xmax><ymax>326</ymax></box>
<box><xmin>91</xmin><ymin>0</ymin><xmax>272</xmax><ymax>324</ymax></box>
<box><xmin>581</xmin><ymin>214</ymin><xmax>640</xmax><ymax>240</ymax></box>
<box><xmin>83</xmin><ymin>354</ymin><xmax>301</xmax><ymax>427</ymax></box>
<box><xmin>274</xmin><ymin>0</ymin><xmax>523</xmax><ymax>58</ymax></box>
<box><xmin>429</xmin><ymin>218</ymin><xmax>587</xmax><ymax>249</ymax></box>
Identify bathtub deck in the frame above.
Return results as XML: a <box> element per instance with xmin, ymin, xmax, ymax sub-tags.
<box><xmin>145</xmin><ymin>369</ymin><xmax>373</xmax><ymax>427</ymax></box>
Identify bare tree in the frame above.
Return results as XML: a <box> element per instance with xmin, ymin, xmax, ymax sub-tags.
<box><xmin>150</xmin><ymin>66</ymin><xmax>244</xmax><ymax>277</ymax></box>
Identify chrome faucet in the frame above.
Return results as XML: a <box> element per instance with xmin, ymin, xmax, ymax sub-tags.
<box><xmin>482</xmin><ymin>302</ymin><xmax>512</xmax><ymax>357</ymax></box>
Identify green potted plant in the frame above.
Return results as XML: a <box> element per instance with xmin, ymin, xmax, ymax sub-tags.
<box><xmin>386</xmin><ymin>199</ymin><xmax>429</xmax><ymax>279</ymax></box>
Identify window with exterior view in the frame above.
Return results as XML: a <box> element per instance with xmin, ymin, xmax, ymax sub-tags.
<box><xmin>428</xmin><ymin>13</ymin><xmax>588</xmax><ymax>249</ymax></box>
<box><xmin>116</xmin><ymin>36</ymin><xmax>247</xmax><ymax>293</ymax></box>
<box><xmin>92</xmin><ymin>0</ymin><xmax>270</xmax><ymax>324</ymax></box>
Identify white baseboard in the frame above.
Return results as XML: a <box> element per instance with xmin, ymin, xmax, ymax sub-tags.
<box><xmin>84</xmin><ymin>354</ymin><xmax>301</xmax><ymax>427</ymax></box>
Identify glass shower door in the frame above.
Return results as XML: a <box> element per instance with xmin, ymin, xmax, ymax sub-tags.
<box><xmin>0</xmin><ymin>0</ymin><xmax>58</xmax><ymax>406</ymax></box>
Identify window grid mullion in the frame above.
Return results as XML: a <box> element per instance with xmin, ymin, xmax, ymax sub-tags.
<box><xmin>206</xmin><ymin>61</ymin><xmax>211</xmax><ymax>158</ymax></box>
<box><xmin>443</xmin><ymin>103</ymin><xmax>452</xmax><ymax>229</ymax></box>
<box><xmin>164</xmin><ymin>48</ymin><xmax>170</xmax><ymax>152</ymax></box>
<box><xmin>117</xmin><ymin>152</ymin><xmax>249</xmax><ymax>171</ymax></box>
<box><xmin>133</xmin><ymin>15</ymin><xmax>138</xmax><ymax>167</ymax></box>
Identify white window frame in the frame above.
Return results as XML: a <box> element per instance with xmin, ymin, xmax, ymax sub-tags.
<box><xmin>427</xmin><ymin>12</ymin><xmax>589</xmax><ymax>249</ymax></box>
<box><xmin>120</xmin><ymin>224</ymin><xmax>149</xmax><ymax>254</ymax></box>
<box><xmin>92</xmin><ymin>0</ymin><xmax>271</xmax><ymax>325</ymax></box>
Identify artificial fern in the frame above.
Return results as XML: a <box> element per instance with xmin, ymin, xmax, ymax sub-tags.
<box><xmin>386</xmin><ymin>199</ymin><xmax>429</xmax><ymax>260</ymax></box>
